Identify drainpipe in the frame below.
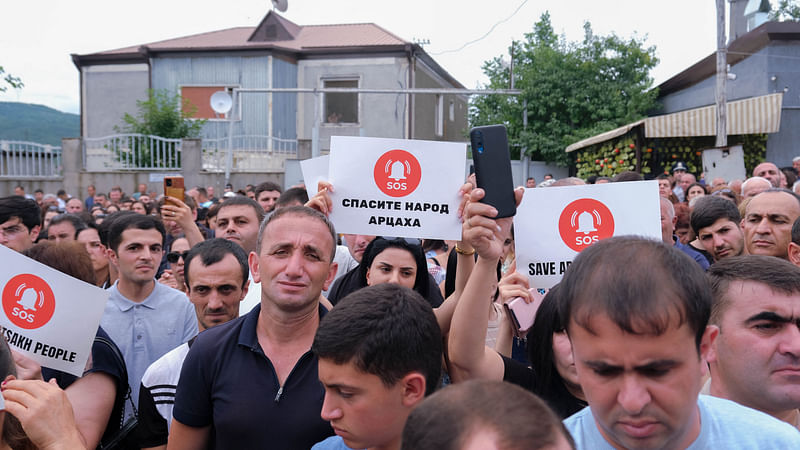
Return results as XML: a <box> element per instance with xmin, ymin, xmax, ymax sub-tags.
<box><xmin>406</xmin><ymin>44</ymin><xmax>415</xmax><ymax>139</ymax></box>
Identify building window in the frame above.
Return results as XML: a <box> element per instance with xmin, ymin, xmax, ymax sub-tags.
<box><xmin>323</xmin><ymin>79</ymin><xmax>358</xmax><ymax>124</ymax></box>
<box><xmin>435</xmin><ymin>94</ymin><xmax>444</xmax><ymax>136</ymax></box>
<box><xmin>180</xmin><ymin>86</ymin><xmax>235</xmax><ymax>120</ymax></box>
<box><xmin>449</xmin><ymin>100</ymin><xmax>455</xmax><ymax>122</ymax></box>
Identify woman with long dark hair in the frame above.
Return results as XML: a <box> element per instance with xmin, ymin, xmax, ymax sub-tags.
<box><xmin>516</xmin><ymin>284</ymin><xmax>586</xmax><ymax>417</ymax></box>
<box><xmin>328</xmin><ymin>237</ymin><xmax>440</xmax><ymax>307</ymax></box>
<box><xmin>448</xmin><ymin>187</ymin><xmax>587</xmax><ymax>418</ymax></box>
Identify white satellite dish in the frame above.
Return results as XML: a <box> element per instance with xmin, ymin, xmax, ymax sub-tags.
<box><xmin>272</xmin><ymin>0</ymin><xmax>288</xmax><ymax>12</ymax></box>
<box><xmin>210</xmin><ymin>91</ymin><xmax>233</xmax><ymax>115</ymax></box>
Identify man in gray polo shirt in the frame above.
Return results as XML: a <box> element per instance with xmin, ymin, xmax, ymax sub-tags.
<box><xmin>100</xmin><ymin>213</ymin><xmax>197</xmax><ymax>417</ymax></box>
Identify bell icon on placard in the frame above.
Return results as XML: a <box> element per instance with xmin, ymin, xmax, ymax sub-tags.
<box><xmin>17</xmin><ymin>287</ymin><xmax>39</xmax><ymax>311</ymax></box>
<box><xmin>389</xmin><ymin>160</ymin><xmax>407</xmax><ymax>181</ymax></box>
<box><xmin>575</xmin><ymin>211</ymin><xmax>597</xmax><ymax>235</ymax></box>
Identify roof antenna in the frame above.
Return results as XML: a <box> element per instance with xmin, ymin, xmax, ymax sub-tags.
<box><xmin>271</xmin><ymin>0</ymin><xmax>288</xmax><ymax>12</ymax></box>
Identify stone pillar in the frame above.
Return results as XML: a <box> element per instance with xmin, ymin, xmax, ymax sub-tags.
<box><xmin>61</xmin><ymin>138</ymin><xmax>82</xmax><ymax>198</ymax></box>
<box><xmin>181</xmin><ymin>139</ymin><xmax>203</xmax><ymax>188</ymax></box>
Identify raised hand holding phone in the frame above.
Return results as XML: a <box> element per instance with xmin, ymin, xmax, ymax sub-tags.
<box><xmin>469</xmin><ymin>125</ymin><xmax>517</xmax><ymax>219</ymax></box>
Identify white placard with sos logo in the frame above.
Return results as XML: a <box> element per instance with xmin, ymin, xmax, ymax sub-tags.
<box><xmin>0</xmin><ymin>245</ymin><xmax>109</xmax><ymax>376</ymax></box>
<box><xmin>514</xmin><ymin>181</ymin><xmax>661</xmax><ymax>289</ymax></box>
<box><xmin>328</xmin><ymin>136</ymin><xmax>466</xmax><ymax>240</ymax></box>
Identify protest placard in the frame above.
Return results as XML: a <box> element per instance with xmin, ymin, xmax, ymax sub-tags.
<box><xmin>0</xmin><ymin>245</ymin><xmax>108</xmax><ymax>376</ymax></box>
<box><xmin>328</xmin><ymin>136</ymin><xmax>466</xmax><ymax>240</ymax></box>
<box><xmin>514</xmin><ymin>181</ymin><xmax>661</xmax><ymax>289</ymax></box>
<box><xmin>301</xmin><ymin>155</ymin><xmax>330</xmax><ymax>201</ymax></box>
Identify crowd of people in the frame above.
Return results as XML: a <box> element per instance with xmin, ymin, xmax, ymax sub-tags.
<box><xmin>0</xmin><ymin>157</ymin><xmax>799</xmax><ymax>449</ymax></box>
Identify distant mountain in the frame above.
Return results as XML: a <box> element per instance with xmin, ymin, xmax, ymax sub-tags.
<box><xmin>0</xmin><ymin>102</ymin><xmax>79</xmax><ymax>146</ymax></box>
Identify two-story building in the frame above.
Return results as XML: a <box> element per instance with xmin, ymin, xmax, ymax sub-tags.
<box><xmin>71</xmin><ymin>10</ymin><xmax>469</xmax><ymax>167</ymax></box>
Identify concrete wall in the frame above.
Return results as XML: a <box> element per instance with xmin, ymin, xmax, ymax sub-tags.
<box><xmin>413</xmin><ymin>60</ymin><xmax>469</xmax><ymax>142</ymax></box>
<box><xmin>83</xmin><ymin>64</ymin><xmax>150</xmax><ymax>138</ymax></box>
<box><xmin>299</xmin><ymin>57</ymin><xmax>409</xmax><ymax>151</ymax></box>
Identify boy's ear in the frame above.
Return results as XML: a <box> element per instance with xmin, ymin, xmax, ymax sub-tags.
<box><xmin>400</xmin><ymin>372</ymin><xmax>426</xmax><ymax>408</ymax></box>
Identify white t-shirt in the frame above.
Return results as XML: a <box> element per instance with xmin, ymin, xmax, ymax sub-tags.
<box><xmin>239</xmin><ymin>276</ymin><xmax>261</xmax><ymax>315</ymax></box>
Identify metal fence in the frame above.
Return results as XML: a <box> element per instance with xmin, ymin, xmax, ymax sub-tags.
<box><xmin>83</xmin><ymin>134</ymin><xmax>182</xmax><ymax>171</ymax></box>
<box><xmin>202</xmin><ymin>135</ymin><xmax>298</xmax><ymax>172</ymax></box>
<box><xmin>0</xmin><ymin>140</ymin><xmax>62</xmax><ymax>178</ymax></box>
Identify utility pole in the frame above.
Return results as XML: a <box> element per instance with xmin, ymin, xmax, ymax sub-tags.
<box><xmin>716</xmin><ymin>0</ymin><xmax>728</xmax><ymax>147</ymax></box>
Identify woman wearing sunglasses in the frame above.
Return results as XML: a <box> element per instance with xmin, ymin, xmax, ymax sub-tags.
<box><xmin>157</xmin><ymin>237</ymin><xmax>190</xmax><ymax>292</ymax></box>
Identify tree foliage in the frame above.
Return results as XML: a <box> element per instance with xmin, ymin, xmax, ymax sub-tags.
<box><xmin>0</xmin><ymin>66</ymin><xmax>23</xmax><ymax>93</ymax></box>
<box><xmin>469</xmin><ymin>13</ymin><xmax>659</xmax><ymax>165</ymax></box>
<box><xmin>770</xmin><ymin>0</ymin><xmax>800</xmax><ymax>20</ymax></box>
<box><xmin>117</xmin><ymin>89</ymin><xmax>205</xmax><ymax>138</ymax></box>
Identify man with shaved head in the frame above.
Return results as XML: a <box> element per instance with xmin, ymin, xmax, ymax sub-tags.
<box><xmin>754</xmin><ymin>162</ymin><xmax>782</xmax><ymax>188</ymax></box>
<box><xmin>742</xmin><ymin>189</ymin><xmax>800</xmax><ymax>260</ymax></box>
<box><xmin>741</xmin><ymin>176</ymin><xmax>772</xmax><ymax>199</ymax></box>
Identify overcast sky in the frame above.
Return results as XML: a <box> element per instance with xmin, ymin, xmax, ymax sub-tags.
<box><xmin>0</xmin><ymin>0</ymin><xmax>719</xmax><ymax>114</ymax></box>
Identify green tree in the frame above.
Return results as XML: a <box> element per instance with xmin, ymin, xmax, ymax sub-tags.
<box><xmin>470</xmin><ymin>13</ymin><xmax>659</xmax><ymax>165</ymax></box>
<box><xmin>117</xmin><ymin>89</ymin><xmax>205</xmax><ymax>138</ymax></box>
<box><xmin>114</xmin><ymin>89</ymin><xmax>205</xmax><ymax>167</ymax></box>
<box><xmin>770</xmin><ymin>0</ymin><xmax>800</xmax><ymax>20</ymax></box>
<box><xmin>0</xmin><ymin>66</ymin><xmax>23</xmax><ymax>92</ymax></box>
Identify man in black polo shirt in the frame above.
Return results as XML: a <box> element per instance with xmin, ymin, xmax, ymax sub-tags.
<box><xmin>169</xmin><ymin>206</ymin><xmax>339</xmax><ymax>449</ymax></box>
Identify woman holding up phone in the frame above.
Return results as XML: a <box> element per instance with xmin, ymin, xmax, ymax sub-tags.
<box><xmin>448</xmin><ymin>186</ymin><xmax>587</xmax><ymax>418</ymax></box>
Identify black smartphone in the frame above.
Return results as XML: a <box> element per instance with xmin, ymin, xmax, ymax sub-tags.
<box><xmin>469</xmin><ymin>124</ymin><xmax>516</xmax><ymax>218</ymax></box>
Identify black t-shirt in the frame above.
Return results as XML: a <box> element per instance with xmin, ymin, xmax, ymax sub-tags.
<box><xmin>173</xmin><ymin>304</ymin><xmax>333</xmax><ymax>449</ymax></box>
<box><xmin>501</xmin><ymin>355</ymin><xmax>586</xmax><ymax>419</ymax></box>
<box><xmin>42</xmin><ymin>326</ymin><xmax>127</xmax><ymax>444</ymax></box>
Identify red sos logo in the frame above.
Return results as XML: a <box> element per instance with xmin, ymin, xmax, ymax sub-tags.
<box><xmin>374</xmin><ymin>149</ymin><xmax>422</xmax><ymax>197</ymax></box>
<box><xmin>558</xmin><ymin>198</ymin><xmax>615</xmax><ymax>253</ymax></box>
<box><xmin>2</xmin><ymin>274</ymin><xmax>56</xmax><ymax>330</ymax></box>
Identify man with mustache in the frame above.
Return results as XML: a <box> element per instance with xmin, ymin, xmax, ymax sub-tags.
<box><xmin>169</xmin><ymin>206</ymin><xmax>340</xmax><ymax>449</ymax></box>
<box><xmin>139</xmin><ymin>238</ymin><xmax>248</xmax><ymax>449</ymax></box>
<box><xmin>100</xmin><ymin>214</ymin><xmax>198</xmax><ymax>419</ymax></box>
<box><xmin>707</xmin><ymin>256</ymin><xmax>800</xmax><ymax>430</ymax></box>
<box><xmin>213</xmin><ymin>196</ymin><xmax>265</xmax><ymax>314</ymax></box>
<box><xmin>742</xmin><ymin>189</ymin><xmax>800</xmax><ymax>260</ymax></box>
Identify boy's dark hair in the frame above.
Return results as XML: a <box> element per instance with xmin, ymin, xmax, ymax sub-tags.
<box><xmin>49</xmin><ymin>213</ymin><xmax>88</xmax><ymax>238</ymax></box>
<box><xmin>0</xmin><ymin>196</ymin><xmax>41</xmax><ymax>230</ymax></box>
<box><xmin>218</xmin><ymin>196</ymin><xmax>265</xmax><ymax>224</ymax></box>
<box><xmin>254</xmin><ymin>181</ymin><xmax>282</xmax><ymax>200</ymax></box>
<box><xmin>401</xmin><ymin>380</ymin><xmax>574</xmax><ymax>450</ymax></box>
<box><xmin>184</xmin><ymin>238</ymin><xmax>249</xmax><ymax>289</ymax></box>
<box><xmin>690</xmin><ymin>195</ymin><xmax>741</xmax><ymax>235</ymax></box>
<box><xmin>97</xmin><ymin>211</ymin><xmax>136</xmax><ymax>247</ymax></box>
<box><xmin>707</xmin><ymin>255</ymin><xmax>800</xmax><ymax>325</ymax></box>
<box><xmin>559</xmin><ymin>236</ymin><xmax>711</xmax><ymax>351</ymax></box>
<box><xmin>275</xmin><ymin>187</ymin><xmax>309</xmax><ymax>208</ymax></box>
<box><xmin>313</xmin><ymin>284</ymin><xmax>442</xmax><ymax>396</ymax></box>
<box><xmin>108</xmin><ymin>213</ymin><xmax>165</xmax><ymax>252</ymax></box>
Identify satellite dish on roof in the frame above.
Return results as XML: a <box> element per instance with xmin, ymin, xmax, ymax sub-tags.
<box><xmin>272</xmin><ymin>0</ymin><xmax>288</xmax><ymax>12</ymax></box>
<box><xmin>210</xmin><ymin>91</ymin><xmax>233</xmax><ymax>115</ymax></box>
